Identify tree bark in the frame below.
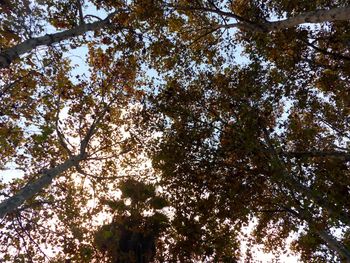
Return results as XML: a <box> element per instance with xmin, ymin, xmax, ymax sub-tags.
<box><xmin>196</xmin><ymin>5</ymin><xmax>350</xmax><ymax>32</ymax></box>
<box><xmin>0</xmin><ymin>95</ymin><xmax>112</xmax><ymax>218</ymax></box>
<box><xmin>0</xmin><ymin>12</ymin><xmax>117</xmax><ymax>68</ymax></box>
<box><xmin>266</xmin><ymin>6</ymin><xmax>350</xmax><ymax>31</ymax></box>
<box><xmin>283</xmin><ymin>150</ymin><xmax>350</xmax><ymax>160</ymax></box>
<box><xmin>287</xmin><ymin>174</ymin><xmax>350</xmax><ymax>226</ymax></box>
<box><xmin>261</xmin><ymin>128</ymin><xmax>350</xmax><ymax>226</ymax></box>
<box><xmin>0</xmin><ymin>154</ymin><xmax>84</xmax><ymax>218</ymax></box>
<box><xmin>290</xmin><ymin>206</ymin><xmax>350</xmax><ymax>261</ymax></box>
<box><xmin>316</xmin><ymin>229</ymin><xmax>350</xmax><ymax>261</ymax></box>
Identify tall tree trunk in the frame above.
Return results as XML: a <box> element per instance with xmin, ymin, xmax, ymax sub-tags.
<box><xmin>262</xmin><ymin>128</ymin><xmax>350</xmax><ymax>225</ymax></box>
<box><xmin>266</xmin><ymin>6</ymin><xmax>350</xmax><ymax>31</ymax></box>
<box><xmin>0</xmin><ymin>154</ymin><xmax>83</xmax><ymax>218</ymax></box>
<box><xmin>186</xmin><ymin>5</ymin><xmax>350</xmax><ymax>32</ymax></box>
<box><xmin>0</xmin><ymin>97</ymin><xmax>110</xmax><ymax>218</ymax></box>
<box><xmin>263</xmin><ymin>135</ymin><xmax>350</xmax><ymax>259</ymax></box>
<box><xmin>0</xmin><ymin>12</ymin><xmax>116</xmax><ymax>68</ymax></box>
<box><xmin>289</xmin><ymin>205</ymin><xmax>350</xmax><ymax>261</ymax></box>
<box><xmin>279</xmin><ymin>168</ymin><xmax>350</xmax><ymax>226</ymax></box>
<box><xmin>316</xmin><ymin>229</ymin><xmax>350</xmax><ymax>261</ymax></box>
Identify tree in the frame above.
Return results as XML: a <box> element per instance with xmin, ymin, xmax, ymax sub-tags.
<box><xmin>149</xmin><ymin>1</ymin><xmax>350</xmax><ymax>261</ymax></box>
<box><xmin>150</xmin><ymin>61</ymin><xmax>350</xmax><ymax>261</ymax></box>
<box><xmin>94</xmin><ymin>179</ymin><xmax>169</xmax><ymax>263</ymax></box>
<box><xmin>0</xmin><ymin>38</ymin><xmax>146</xmax><ymax>260</ymax></box>
<box><xmin>2</xmin><ymin>0</ymin><xmax>350</xmax><ymax>262</ymax></box>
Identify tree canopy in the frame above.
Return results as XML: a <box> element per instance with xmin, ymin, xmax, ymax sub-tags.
<box><xmin>1</xmin><ymin>0</ymin><xmax>350</xmax><ymax>262</ymax></box>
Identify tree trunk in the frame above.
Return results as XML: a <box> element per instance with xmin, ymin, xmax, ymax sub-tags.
<box><xmin>266</xmin><ymin>6</ymin><xmax>350</xmax><ymax>31</ymax></box>
<box><xmin>0</xmin><ymin>12</ymin><xmax>116</xmax><ymax>68</ymax></box>
<box><xmin>283</xmin><ymin>151</ymin><xmax>350</xmax><ymax>160</ymax></box>
<box><xmin>203</xmin><ymin>5</ymin><xmax>350</xmax><ymax>32</ymax></box>
<box><xmin>292</xmin><ymin>206</ymin><xmax>350</xmax><ymax>261</ymax></box>
<box><xmin>0</xmin><ymin>155</ymin><xmax>83</xmax><ymax>218</ymax></box>
<box><xmin>317</xmin><ymin>229</ymin><xmax>350</xmax><ymax>261</ymax></box>
<box><xmin>287</xmin><ymin>175</ymin><xmax>350</xmax><ymax>226</ymax></box>
<box><xmin>261</xmin><ymin>128</ymin><xmax>350</xmax><ymax>226</ymax></box>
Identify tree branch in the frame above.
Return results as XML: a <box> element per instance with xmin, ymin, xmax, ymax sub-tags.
<box><xmin>175</xmin><ymin>5</ymin><xmax>350</xmax><ymax>32</ymax></box>
<box><xmin>55</xmin><ymin>96</ymin><xmax>73</xmax><ymax>157</ymax></box>
<box><xmin>283</xmin><ymin>150</ymin><xmax>350</xmax><ymax>160</ymax></box>
<box><xmin>266</xmin><ymin>6</ymin><xmax>350</xmax><ymax>31</ymax></box>
<box><xmin>77</xmin><ymin>0</ymin><xmax>85</xmax><ymax>25</ymax></box>
<box><xmin>0</xmin><ymin>11</ymin><xmax>118</xmax><ymax>68</ymax></box>
<box><xmin>261</xmin><ymin>127</ymin><xmax>350</xmax><ymax>226</ymax></box>
<box><xmin>0</xmin><ymin>99</ymin><xmax>115</xmax><ymax>218</ymax></box>
<box><xmin>0</xmin><ymin>154</ymin><xmax>84</xmax><ymax>218</ymax></box>
<box><xmin>301</xmin><ymin>39</ymin><xmax>350</xmax><ymax>61</ymax></box>
<box><xmin>291</xmin><ymin>204</ymin><xmax>350</xmax><ymax>261</ymax></box>
<box><xmin>170</xmin><ymin>4</ymin><xmax>264</xmax><ymax>32</ymax></box>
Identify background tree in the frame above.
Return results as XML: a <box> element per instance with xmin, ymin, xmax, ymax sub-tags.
<box><xmin>141</xmin><ymin>1</ymin><xmax>350</xmax><ymax>261</ymax></box>
<box><xmin>94</xmin><ymin>179</ymin><xmax>169</xmax><ymax>263</ymax></box>
<box><xmin>2</xmin><ymin>0</ymin><xmax>350</xmax><ymax>262</ymax></box>
<box><xmin>150</xmin><ymin>60</ymin><xmax>350</xmax><ymax>261</ymax></box>
<box><xmin>0</xmin><ymin>39</ymin><xmax>148</xmax><ymax>261</ymax></box>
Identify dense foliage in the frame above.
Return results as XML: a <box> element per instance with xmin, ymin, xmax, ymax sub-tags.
<box><xmin>1</xmin><ymin>0</ymin><xmax>350</xmax><ymax>262</ymax></box>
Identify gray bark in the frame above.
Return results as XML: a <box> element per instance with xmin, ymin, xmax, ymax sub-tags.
<box><xmin>263</xmin><ymin>133</ymin><xmax>350</xmax><ymax>259</ymax></box>
<box><xmin>0</xmin><ymin>12</ymin><xmax>116</xmax><ymax>68</ymax></box>
<box><xmin>214</xmin><ymin>6</ymin><xmax>350</xmax><ymax>32</ymax></box>
<box><xmin>317</xmin><ymin>229</ymin><xmax>350</xmax><ymax>261</ymax></box>
<box><xmin>288</xmin><ymin>175</ymin><xmax>350</xmax><ymax>226</ymax></box>
<box><xmin>283</xmin><ymin>151</ymin><xmax>350</xmax><ymax>160</ymax></box>
<box><xmin>266</xmin><ymin>6</ymin><xmax>350</xmax><ymax>31</ymax></box>
<box><xmin>262</xmin><ymin>128</ymin><xmax>350</xmax><ymax>225</ymax></box>
<box><xmin>290</xmin><ymin>206</ymin><xmax>350</xmax><ymax>261</ymax></box>
<box><xmin>0</xmin><ymin>96</ymin><xmax>112</xmax><ymax>218</ymax></box>
<box><xmin>0</xmin><ymin>154</ymin><xmax>84</xmax><ymax>218</ymax></box>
